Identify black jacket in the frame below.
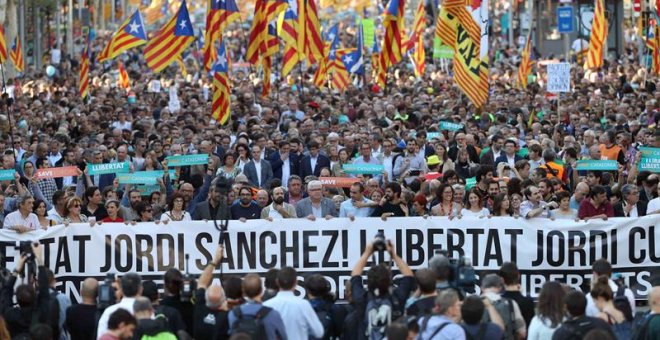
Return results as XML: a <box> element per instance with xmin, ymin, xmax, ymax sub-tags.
<box><xmin>613</xmin><ymin>200</ymin><xmax>648</xmax><ymax>217</ymax></box>
<box><xmin>552</xmin><ymin>315</ymin><xmax>615</xmax><ymax>340</ymax></box>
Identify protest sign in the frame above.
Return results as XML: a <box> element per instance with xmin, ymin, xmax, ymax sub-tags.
<box><xmin>426</xmin><ymin>132</ymin><xmax>441</xmax><ymax>141</ymax></box>
<box><xmin>0</xmin><ymin>169</ymin><xmax>15</xmax><ymax>181</ymax></box>
<box><xmin>439</xmin><ymin>121</ymin><xmax>464</xmax><ymax>131</ymax></box>
<box><xmin>3</xmin><ymin>216</ymin><xmax>657</xmax><ymax>303</ymax></box>
<box><xmin>165</xmin><ymin>154</ymin><xmax>209</xmax><ymax>167</ymax></box>
<box><xmin>35</xmin><ymin>166</ymin><xmax>79</xmax><ymax>179</ymax></box>
<box><xmin>87</xmin><ymin>162</ymin><xmax>130</xmax><ymax>175</ymax></box>
<box><xmin>576</xmin><ymin>160</ymin><xmax>619</xmax><ymax>171</ymax></box>
<box><xmin>136</xmin><ymin>184</ymin><xmax>161</xmax><ymax>196</ymax></box>
<box><xmin>342</xmin><ymin>164</ymin><xmax>384</xmax><ymax>175</ymax></box>
<box><xmin>638</xmin><ymin>147</ymin><xmax>660</xmax><ymax>173</ymax></box>
<box><xmin>319</xmin><ymin>177</ymin><xmax>361</xmax><ymax>188</ymax></box>
<box><xmin>362</xmin><ymin>19</ymin><xmax>375</xmax><ymax>51</ymax></box>
<box><xmin>465</xmin><ymin>177</ymin><xmax>477</xmax><ymax>189</ymax></box>
<box><xmin>546</xmin><ymin>62</ymin><xmax>571</xmax><ymax>93</ymax></box>
<box><xmin>117</xmin><ymin>170</ymin><xmax>177</xmax><ymax>185</ymax></box>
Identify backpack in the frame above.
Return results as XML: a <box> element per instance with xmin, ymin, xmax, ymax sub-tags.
<box><xmin>484</xmin><ymin>298</ymin><xmax>516</xmax><ymax>340</ymax></box>
<box><xmin>231</xmin><ymin>306</ymin><xmax>272</xmax><ymax>339</ymax></box>
<box><xmin>365</xmin><ymin>295</ymin><xmax>399</xmax><ymax>340</ymax></box>
<box><xmin>140</xmin><ymin>316</ymin><xmax>177</xmax><ymax>340</ymax></box>
<box><xmin>45</xmin><ymin>290</ymin><xmax>62</xmax><ymax>340</ymax></box>
<box><xmin>461</xmin><ymin>323</ymin><xmax>488</xmax><ymax>340</ymax></box>
<box><xmin>631</xmin><ymin>313</ymin><xmax>660</xmax><ymax>340</ymax></box>
<box><xmin>613</xmin><ymin>285</ymin><xmax>634</xmax><ymax>322</ymax></box>
<box><xmin>417</xmin><ymin>317</ymin><xmax>450</xmax><ymax>340</ymax></box>
<box><xmin>311</xmin><ymin>300</ymin><xmax>334</xmax><ymax>340</ymax></box>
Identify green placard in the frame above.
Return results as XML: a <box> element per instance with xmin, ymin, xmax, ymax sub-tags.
<box><xmin>136</xmin><ymin>184</ymin><xmax>160</xmax><ymax>196</ymax></box>
<box><xmin>342</xmin><ymin>164</ymin><xmax>384</xmax><ymax>175</ymax></box>
<box><xmin>87</xmin><ymin>161</ymin><xmax>130</xmax><ymax>175</ymax></box>
<box><xmin>433</xmin><ymin>37</ymin><xmax>453</xmax><ymax>59</ymax></box>
<box><xmin>638</xmin><ymin>147</ymin><xmax>660</xmax><ymax>173</ymax></box>
<box><xmin>465</xmin><ymin>177</ymin><xmax>477</xmax><ymax>189</ymax></box>
<box><xmin>439</xmin><ymin>121</ymin><xmax>463</xmax><ymax>131</ymax></box>
<box><xmin>362</xmin><ymin>19</ymin><xmax>375</xmax><ymax>51</ymax></box>
<box><xmin>117</xmin><ymin>170</ymin><xmax>177</xmax><ymax>185</ymax></box>
<box><xmin>576</xmin><ymin>160</ymin><xmax>618</xmax><ymax>171</ymax></box>
<box><xmin>0</xmin><ymin>169</ymin><xmax>15</xmax><ymax>181</ymax></box>
<box><xmin>165</xmin><ymin>154</ymin><xmax>209</xmax><ymax>167</ymax></box>
<box><xmin>426</xmin><ymin>132</ymin><xmax>441</xmax><ymax>141</ymax></box>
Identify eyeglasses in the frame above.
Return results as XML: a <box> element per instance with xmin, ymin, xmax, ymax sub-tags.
<box><xmin>72</xmin><ymin>204</ymin><xmax>80</xmax><ymax>208</ymax></box>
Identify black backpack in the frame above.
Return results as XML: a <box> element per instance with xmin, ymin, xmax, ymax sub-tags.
<box><xmin>231</xmin><ymin>306</ymin><xmax>271</xmax><ymax>339</ymax></box>
<box><xmin>312</xmin><ymin>300</ymin><xmax>334</xmax><ymax>340</ymax></box>
<box><xmin>461</xmin><ymin>323</ymin><xmax>488</xmax><ymax>340</ymax></box>
<box><xmin>613</xmin><ymin>285</ymin><xmax>634</xmax><ymax>322</ymax></box>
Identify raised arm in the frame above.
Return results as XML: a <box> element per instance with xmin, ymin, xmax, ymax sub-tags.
<box><xmin>198</xmin><ymin>246</ymin><xmax>223</xmax><ymax>289</ymax></box>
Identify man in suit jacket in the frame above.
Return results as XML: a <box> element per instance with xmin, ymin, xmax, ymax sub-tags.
<box><xmin>192</xmin><ymin>186</ymin><xmax>231</xmax><ymax>220</ymax></box>
<box><xmin>268</xmin><ymin>141</ymin><xmax>299</xmax><ymax>188</ymax></box>
<box><xmin>447</xmin><ymin>133</ymin><xmax>479</xmax><ymax>163</ymax></box>
<box><xmin>299</xmin><ymin>141</ymin><xmax>330</xmax><ymax>179</ymax></box>
<box><xmin>295</xmin><ymin>180</ymin><xmax>337</xmax><ymax>219</ymax></box>
<box><xmin>480</xmin><ymin>135</ymin><xmax>505</xmax><ymax>168</ymax></box>
<box><xmin>244</xmin><ymin>145</ymin><xmax>273</xmax><ymax>188</ymax></box>
<box><xmin>494</xmin><ymin>139</ymin><xmax>523</xmax><ymax>176</ymax></box>
<box><xmin>614</xmin><ymin>184</ymin><xmax>648</xmax><ymax>217</ymax></box>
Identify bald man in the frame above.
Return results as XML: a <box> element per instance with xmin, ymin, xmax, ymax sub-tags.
<box><xmin>194</xmin><ymin>246</ymin><xmax>229</xmax><ymax>339</ymax></box>
<box><xmin>570</xmin><ymin>182</ymin><xmax>590</xmax><ymax>210</ymax></box>
<box><xmin>65</xmin><ymin>278</ymin><xmax>98</xmax><ymax>340</ymax></box>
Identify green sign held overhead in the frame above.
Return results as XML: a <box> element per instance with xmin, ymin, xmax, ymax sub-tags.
<box><xmin>165</xmin><ymin>154</ymin><xmax>209</xmax><ymax>167</ymax></box>
<box><xmin>439</xmin><ymin>121</ymin><xmax>464</xmax><ymax>132</ymax></box>
<box><xmin>638</xmin><ymin>147</ymin><xmax>660</xmax><ymax>173</ymax></box>
<box><xmin>342</xmin><ymin>164</ymin><xmax>384</xmax><ymax>175</ymax></box>
<box><xmin>87</xmin><ymin>161</ymin><xmax>130</xmax><ymax>175</ymax></box>
<box><xmin>576</xmin><ymin>160</ymin><xmax>618</xmax><ymax>171</ymax></box>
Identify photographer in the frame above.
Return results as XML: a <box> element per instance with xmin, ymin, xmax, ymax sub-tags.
<box><xmin>194</xmin><ymin>245</ymin><xmax>229</xmax><ymax>339</ymax></box>
<box><xmin>1</xmin><ymin>242</ymin><xmax>58</xmax><ymax>338</ymax></box>
<box><xmin>350</xmin><ymin>238</ymin><xmax>415</xmax><ymax>339</ymax></box>
<box><xmin>160</xmin><ymin>268</ymin><xmax>194</xmax><ymax>333</ymax></box>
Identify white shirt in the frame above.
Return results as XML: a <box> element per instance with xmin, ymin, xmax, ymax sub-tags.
<box><xmin>3</xmin><ymin>211</ymin><xmax>40</xmax><ymax>230</ymax></box>
<box><xmin>47</xmin><ymin>152</ymin><xmax>62</xmax><ymax>167</ymax></box>
<box><xmin>648</xmin><ymin>197</ymin><xmax>660</xmax><ymax>214</ymax></box>
<box><xmin>254</xmin><ymin>160</ymin><xmax>262</xmax><ymax>186</ymax></box>
<box><xmin>111</xmin><ymin>121</ymin><xmax>132</xmax><ymax>130</ymax></box>
<box><xmin>96</xmin><ymin>297</ymin><xmax>137</xmax><ymax>339</ymax></box>
<box><xmin>160</xmin><ymin>211</ymin><xmax>192</xmax><ymax>222</ymax></box>
<box><xmin>311</xmin><ymin>203</ymin><xmax>322</xmax><ymax>218</ymax></box>
<box><xmin>460</xmin><ymin>208</ymin><xmax>490</xmax><ymax>218</ymax></box>
<box><xmin>47</xmin><ymin>208</ymin><xmax>64</xmax><ymax>224</ymax></box>
<box><xmin>585</xmin><ymin>279</ymin><xmax>635</xmax><ymax>318</ymax></box>
<box><xmin>267</xmin><ymin>203</ymin><xmax>284</xmax><ymax>219</ymax></box>
<box><xmin>281</xmin><ymin>158</ymin><xmax>290</xmax><ymax>188</ymax></box>
<box><xmin>622</xmin><ymin>202</ymin><xmax>639</xmax><ymax>217</ymax></box>
<box><xmin>310</xmin><ymin>156</ymin><xmax>318</xmax><ymax>174</ymax></box>
<box><xmin>527</xmin><ymin>316</ymin><xmax>560</xmax><ymax>340</ymax></box>
<box><xmin>262</xmin><ymin>291</ymin><xmax>324</xmax><ymax>340</ymax></box>
<box><xmin>339</xmin><ymin>197</ymin><xmax>374</xmax><ymax>217</ymax></box>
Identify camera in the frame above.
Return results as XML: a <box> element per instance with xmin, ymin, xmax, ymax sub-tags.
<box><xmin>19</xmin><ymin>241</ymin><xmax>34</xmax><ymax>261</ymax></box>
<box><xmin>97</xmin><ymin>273</ymin><xmax>117</xmax><ymax>310</ymax></box>
<box><xmin>372</xmin><ymin>232</ymin><xmax>386</xmax><ymax>252</ymax></box>
<box><xmin>435</xmin><ymin>250</ymin><xmax>477</xmax><ymax>294</ymax></box>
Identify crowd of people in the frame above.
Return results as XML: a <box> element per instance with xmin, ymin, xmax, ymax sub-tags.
<box><xmin>0</xmin><ymin>2</ymin><xmax>656</xmax><ymax>339</ymax></box>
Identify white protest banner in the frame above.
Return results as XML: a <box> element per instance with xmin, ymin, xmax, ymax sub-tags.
<box><xmin>2</xmin><ymin>216</ymin><xmax>657</xmax><ymax>302</ymax></box>
<box><xmin>149</xmin><ymin>80</ymin><xmax>161</xmax><ymax>93</ymax></box>
<box><xmin>546</xmin><ymin>62</ymin><xmax>571</xmax><ymax>93</ymax></box>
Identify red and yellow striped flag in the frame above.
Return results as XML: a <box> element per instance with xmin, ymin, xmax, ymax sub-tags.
<box><xmin>279</xmin><ymin>0</ymin><xmax>303</xmax><ymax>76</ymax></box>
<box><xmin>304</xmin><ymin>0</ymin><xmax>324</xmax><ymax>65</ymax></box>
<box><xmin>437</xmin><ymin>0</ymin><xmax>487</xmax><ymax>107</ymax></box>
<box><xmin>517</xmin><ymin>33</ymin><xmax>533</xmax><ymax>88</ymax></box>
<box><xmin>79</xmin><ymin>38</ymin><xmax>90</xmax><ymax>99</ymax></box>
<box><xmin>0</xmin><ymin>25</ymin><xmax>8</xmax><ymax>63</ymax></box>
<box><xmin>118</xmin><ymin>63</ymin><xmax>130</xmax><ymax>89</ymax></box>
<box><xmin>9</xmin><ymin>37</ymin><xmax>23</xmax><ymax>72</ymax></box>
<box><xmin>247</xmin><ymin>0</ymin><xmax>288</xmax><ymax>65</ymax></box>
<box><xmin>379</xmin><ymin>0</ymin><xmax>405</xmax><ymax>70</ymax></box>
<box><xmin>212</xmin><ymin>39</ymin><xmax>231</xmax><ymax>125</ymax></box>
<box><xmin>202</xmin><ymin>0</ymin><xmax>240</xmax><ymax>72</ymax></box>
<box><xmin>585</xmin><ymin>0</ymin><xmax>607</xmax><ymax>69</ymax></box>
<box><xmin>144</xmin><ymin>0</ymin><xmax>195</xmax><ymax>73</ymax></box>
<box><xmin>409</xmin><ymin>1</ymin><xmax>426</xmax><ymax>77</ymax></box>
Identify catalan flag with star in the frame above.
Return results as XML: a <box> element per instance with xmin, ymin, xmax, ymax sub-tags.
<box><xmin>203</xmin><ymin>0</ymin><xmax>240</xmax><ymax>72</ymax></box>
<box><xmin>144</xmin><ymin>0</ymin><xmax>195</xmax><ymax>73</ymax></box>
<box><xmin>279</xmin><ymin>0</ymin><xmax>303</xmax><ymax>77</ymax></box>
<box><xmin>0</xmin><ymin>25</ymin><xmax>7</xmax><ymax>63</ymax></box>
<box><xmin>212</xmin><ymin>39</ymin><xmax>231</xmax><ymax>125</ymax></box>
<box><xmin>97</xmin><ymin>9</ymin><xmax>147</xmax><ymax>62</ymax></box>
<box><xmin>9</xmin><ymin>37</ymin><xmax>23</xmax><ymax>72</ymax></box>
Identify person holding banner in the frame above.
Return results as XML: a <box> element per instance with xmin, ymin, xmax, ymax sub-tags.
<box><xmin>102</xmin><ymin>200</ymin><xmax>124</xmax><ymax>223</ymax></box>
<box><xmin>3</xmin><ymin>193</ymin><xmax>40</xmax><ymax>232</ymax></box>
<box><xmin>339</xmin><ymin>182</ymin><xmax>376</xmax><ymax>220</ymax></box>
<box><xmin>160</xmin><ymin>193</ymin><xmax>191</xmax><ymax>223</ymax></box>
<box><xmin>62</xmin><ymin>197</ymin><xmax>89</xmax><ymax>224</ymax></box>
<box><xmin>578</xmin><ymin>185</ymin><xmax>614</xmax><ymax>220</ymax></box>
<box><xmin>261</xmin><ymin>187</ymin><xmax>296</xmax><ymax>220</ymax></box>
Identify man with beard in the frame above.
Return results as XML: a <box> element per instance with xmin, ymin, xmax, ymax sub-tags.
<box><xmin>371</xmin><ymin>182</ymin><xmax>408</xmax><ymax>218</ymax></box>
<box><xmin>119</xmin><ymin>189</ymin><xmax>142</xmax><ymax>222</ymax></box>
<box><xmin>261</xmin><ymin>187</ymin><xmax>296</xmax><ymax>220</ymax></box>
<box><xmin>230</xmin><ymin>187</ymin><xmax>261</xmax><ymax>221</ymax></box>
